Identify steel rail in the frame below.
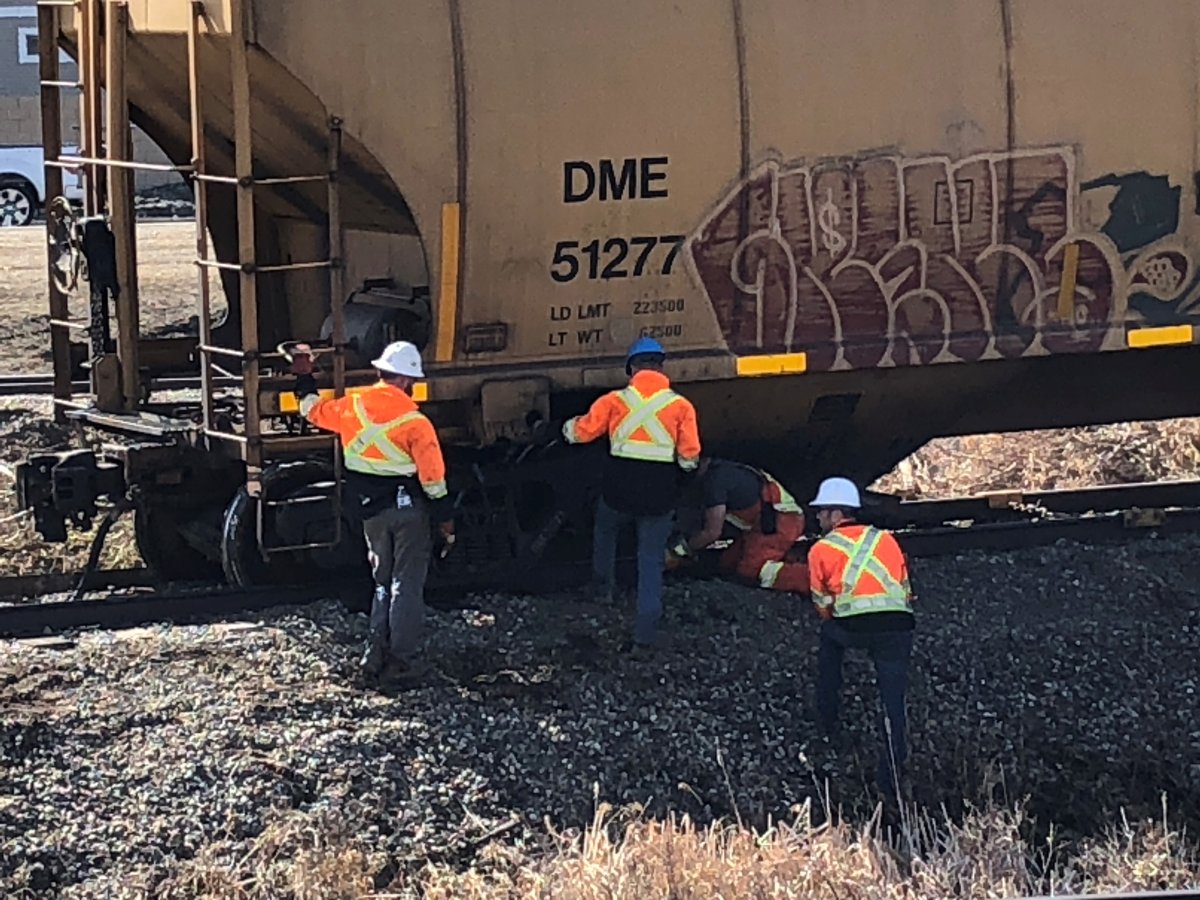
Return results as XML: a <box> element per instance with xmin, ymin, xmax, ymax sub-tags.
<box><xmin>0</xmin><ymin>561</ymin><xmax>595</xmax><ymax>640</ymax></box>
<box><xmin>1024</xmin><ymin>892</ymin><xmax>1200</xmax><ymax>899</ymax></box>
<box><xmin>895</xmin><ymin>506</ymin><xmax>1200</xmax><ymax>556</ymax></box>
<box><xmin>0</xmin><ymin>374</ymin><xmax>244</xmax><ymax>396</ymax></box>
<box><xmin>881</xmin><ymin>479</ymin><xmax>1200</xmax><ymax>528</ymax></box>
<box><xmin>5</xmin><ymin>480</ymin><xmax>1200</xmax><ymax>640</ymax></box>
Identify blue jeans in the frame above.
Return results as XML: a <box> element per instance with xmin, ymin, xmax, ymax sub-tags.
<box><xmin>592</xmin><ymin>499</ymin><xmax>674</xmax><ymax>645</ymax></box>
<box><xmin>816</xmin><ymin>620</ymin><xmax>913</xmax><ymax>795</ymax></box>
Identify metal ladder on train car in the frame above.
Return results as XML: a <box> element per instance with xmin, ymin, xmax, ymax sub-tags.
<box><xmin>36</xmin><ymin>0</ymin><xmax>350</xmax><ymax>561</ymax></box>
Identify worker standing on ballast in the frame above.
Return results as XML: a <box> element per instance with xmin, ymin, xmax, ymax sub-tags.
<box><xmin>290</xmin><ymin>340</ymin><xmax>454</xmax><ymax>687</ymax></box>
<box><xmin>668</xmin><ymin>457</ymin><xmax>809</xmax><ymax>592</ymax></box>
<box><xmin>561</xmin><ymin>337</ymin><xmax>701</xmax><ymax>653</ymax></box>
<box><xmin>807</xmin><ymin>476</ymin><xmax>915</xmax><ymax>801</ymax></box>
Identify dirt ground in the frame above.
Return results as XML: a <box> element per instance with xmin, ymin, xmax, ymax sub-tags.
<box><xmin>0</xmin><ymin>221</ymin><xmax>224</xmax><ymax>375</ymax></box>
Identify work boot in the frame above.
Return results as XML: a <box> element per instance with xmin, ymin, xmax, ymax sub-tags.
<box><xmin>621</xmin><ymin>633</ymin><xmax>669</xmax><ymax>660</ymax></box>
<box><xmin>359</xmin><ymin>639</ymin><xmax>386</xmax><ymax>678</ymax></box>
<box><xmin>380</xmin><ymin>656</ymin><xmax>429</xmax><ymax>690</ymax></box>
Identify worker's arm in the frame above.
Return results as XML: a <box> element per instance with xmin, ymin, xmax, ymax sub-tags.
<box><xmin>688</xmin><ymin>504</ymin><xmax>725</xmax><ymax>553</ymax></box>
<box><xmin>673</xmin><ymin>400</ymin><xmax>701</xmax><ymax>471</ymax></box>
<box><xmin>404</xmin><ymin>416</ymin><xmax>449</xmax><ymax>504</ymax></box>
<box><xmin>807</xmin><ymin>545</ymin><xmax>835</xmax><ymax>620</ymax></box>
<box><xmin>898</xmin><ymin>549</ymin><xmax>915</xmax><ymax>604</ymax></box>
<box><xmin>290</xmin><ymin>342</ymin><xmax>342</xmax><ymax>430</ymax></box>
<box><xmin>563</xmin><ymin>393</ymin><xmax>617</xmax><ymax>444</ymax></box>
<box><xmin>299</xmin><ymin>392</ymin><xmax>350</xmax><ymax>433</ymax></box>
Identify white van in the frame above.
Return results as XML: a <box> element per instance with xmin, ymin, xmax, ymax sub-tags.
<box><xmin>0</xmin><ymin>145</ymin><xmax>85</xmax><ymax>227</ymax></box>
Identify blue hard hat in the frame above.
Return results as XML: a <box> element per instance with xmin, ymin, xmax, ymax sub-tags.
<box><xmin>626</xmin><ymin>336</ymin><xmax>666</xmax><ymax>363</ymax></box>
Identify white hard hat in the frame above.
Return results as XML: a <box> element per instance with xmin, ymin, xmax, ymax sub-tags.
<box><xmin>371</xmin><ymin>340</ymin><xmax>425</xmax><ymax>378</ymax></box>
<box><xmin>810</xmin><ymin>477</ymin><xmax>861</xmax><ymax>509</ymax></box>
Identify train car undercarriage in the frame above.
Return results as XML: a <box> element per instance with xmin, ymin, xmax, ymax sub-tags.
<box><xmin>16</xmin><ymin>1</ymin><xmax>1200</xmax><ymax>589</ymax></box>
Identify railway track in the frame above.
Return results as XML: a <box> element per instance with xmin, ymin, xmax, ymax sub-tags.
<box><xmin>4</xmin><ymin>478</ymin><xmax>1200</xmax><ymax>641</ymax></box>
<box><xmin>0</xmin><ymin>373</ymin><xmax>241</xmax><ymax>396</ymax></box>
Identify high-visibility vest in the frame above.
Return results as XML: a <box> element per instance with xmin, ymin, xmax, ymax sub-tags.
<box><xmin>342</xmin><ymin>394</ymin><xmax>423</xmax><ymax>477</ymax></box>
<box><xmin>812</xmin><ymin>525</ymin><xmax>911</xmax><ymax>618</ymax></box>
<box><xmin>726</xmin><ymin>467</ymin><xmax>803</xmax><ymax>531</ymax></box>
<box><xmin>609</xmin><ymin>386</ymin><xmax>688</xmax><ymax>464</ymax></box>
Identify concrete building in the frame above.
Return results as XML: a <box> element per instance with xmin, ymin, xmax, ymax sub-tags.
<box><xmin>0</xmin><ymin>0</ymin><xmax>177</xmax><ymax>190</ymax></box>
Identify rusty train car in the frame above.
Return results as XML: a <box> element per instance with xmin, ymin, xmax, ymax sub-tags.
<box><xmin>16</xmin><ymin>0</ymin><xmax>1200</xmax><ymax>584</ymax></box>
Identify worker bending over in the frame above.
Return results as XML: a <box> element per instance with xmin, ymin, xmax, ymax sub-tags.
<box><xmin>807</xmin><ymin>477</ymin><xmax>915</xmax><ymax>800</ymax></box>
<box><xmin>292</xmin><ymin>340</ymin><xmax>454</xmax><ymax>686</ymax></box>
<box><xmin>562</xmin><ymin>337</ymin><xmax>701</xmax><ymax>652</ymax></box>
<box><xmin>671</xmin><ymin>457</ymin><xmax>809</xmax><ymax>592</ymax></box>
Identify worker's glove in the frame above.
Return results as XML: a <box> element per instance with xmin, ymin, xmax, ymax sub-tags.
<box><xmin>435</xmin><ymin>519</ymin><xmax>457</xmax><ymax>560</ymax></box>
<box><xmin>282</xmin><ymin>341</ymin><xmax>319</xmax><ymax>399</ymax></box>
<box><xmin>283</xmin><ymin>341</ymin><xmax>314</xmax><ymax>375</ymax></box>
<box><xmin>663</xmin><ymin>534</ymin><xmax>692</xmax><ymax>571</ymax></box>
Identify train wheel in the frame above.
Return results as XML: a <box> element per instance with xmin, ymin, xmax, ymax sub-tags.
<box><xmin>221</xmin><ymin>460</ymin><xmax>367</xmax><ymax>588</ymax></box>
<box><xmin>134</xmin><ymin>502</ymin><xmax>224</xmax><ymax>581</ymax></box>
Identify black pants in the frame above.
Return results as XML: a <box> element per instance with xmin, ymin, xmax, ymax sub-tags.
<box><xmin>816</xmin><ymin>619</ymin><xmax>913</xmax><ymax>795</ymax></box>
<box><xmin>361</xmin><ymin>501</ymin><xmax>432</xmax><ymax>661</ymax></box>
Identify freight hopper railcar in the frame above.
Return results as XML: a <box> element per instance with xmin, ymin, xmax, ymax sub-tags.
<box><xmin>15</xmin><ymin>0</ymin><xmax>1200</xmax><ymax>585</ymax></box>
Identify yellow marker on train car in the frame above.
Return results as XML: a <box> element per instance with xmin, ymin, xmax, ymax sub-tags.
<box><xmin>735</xmin><ymin>352</ymin><xmax>808</xmax><ymax>376</ymax></box>
<box><xmin>1126</xmin><ymin>324</ymin><xmax>1194</xmax><ymax>349</ymax></box>
<box><xmin>278</xmin><ymin>381</ymin><xmax>429</xmax><ymax>413</ymax></box>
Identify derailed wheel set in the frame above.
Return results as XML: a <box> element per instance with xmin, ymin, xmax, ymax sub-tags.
<box><xmin>14</xmin><ymin>0</ymin><xmax>1200</xmax><ymax>596</ymax></box>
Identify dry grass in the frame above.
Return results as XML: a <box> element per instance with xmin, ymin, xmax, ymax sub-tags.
<box><xmin>0</xmin><ymin>397</ymin><xmax>143</xmax><ymax>578</ymax></box>
<box><xmin>873</xmin><ymin>419</ymin><xmax>1200</xmax><ymax>499</ymax></box>
<box><xmin>147</xmin><ymin>799</ymin><xmax>1197</xmax><ymax>899</ymax></box>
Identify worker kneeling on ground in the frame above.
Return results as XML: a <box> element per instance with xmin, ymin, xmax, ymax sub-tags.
<box><xmin>807</xmin><ymin>477</ymin><xmax>915</xmax><ymax>801</ymax></box>
<box><xmin>291</xmin><ymin>340</ymin><xmax>454</xmax><ymax>687</ymax></box>
<box><xmin>669</xmin><ymin>457</ymin><xmax>809</xmax><ymax>592</ymax></box>
<box><xmin>561</xmin><ymin>337</ymin><xmax>701</xmax><ymax>654</ymax></box>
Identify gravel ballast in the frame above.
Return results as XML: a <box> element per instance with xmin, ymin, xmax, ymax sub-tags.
<box><xmin>3</xmin><ymin>534</ymin><xmax>1200</xmax><ymax>896</ymax></box>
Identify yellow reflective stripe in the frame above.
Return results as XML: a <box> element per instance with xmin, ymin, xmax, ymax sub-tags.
<box><xmin>861</xmin><ymin>556</ymin><xmax>907</xmax><ymax>597</ymax></box>
<box><xmin>820</xmin><ymin>531</ymin><xmax>858</xmax><ymax>556</ymax></box>
<box><xmin>298</xmin><ymin>393</ymin><xmax>321</xmax><ymax>418</ymax></box>
<box><xmin>725</xmin><ymin>513</ymin><xmax>753</xmax><ymax>531</ymax></box>
<box><xmin>819</xmin><ymin>527</ymin><xmax>911</xmax><ymax>618</ymax></box>
<box><xmin>345</xmin><ymin>456</ymin><xmax>417</xmax><ymax>476</ymax></box>
<box><xmin>812</xmin><ymin>591</ymin><xmax>835</xmax><ymax>609</ymax></box>
<box><xmin>834</xmin><ymin>595</ymin><xmax>911</xmax><ymax>616</ymax></box>
<box><xmin>610</xmin><ymin>388</ymin><xmax>680</xmax><ymax>460</ymax></box>
<box><xmin>345</xmin><ymin>397</ymin><xmax>421</xmax><ymax>462</ymax></box>
<box><xmin>613</xmin><ymin>443</ymin><xmax>677</xmax><ymax>462</ymax></box>
<box><xmin>768</xmin><ymin>475</ymin><xmax>803</xmax><ymax>515</ymax></box>
<box><xmin>343</xmin><ymin>396</ymin><xmax>421</xmax><ymax>475</ymax></box>
<box><xmin>842</xmin><ymin>528</ymin><xmax>883</xmax><ymax>593</ymax></box>
<box><xmin>759</xmin><ymin>560</ymin><xmax>784</xmax><ymax>588</ymax></box>
<box><xmin>423</xmin><ymin>480</ymin><xmax>448</xmax><ymax>500</ymax></box>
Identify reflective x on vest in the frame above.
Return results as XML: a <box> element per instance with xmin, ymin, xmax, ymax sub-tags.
<box><xmin>344</xmin><ymin>395</ymin><xmax>421</xmax><ymax>476</ymax></box>
<box><xmin>818</xmin><ymin>526</ymin><xmax>910</xmax><ymax>617</ymax></box>
<box><xmin>609</xmin><ymin>387</ymin><xmax>681</xmax><ymax>463</ymax></box>
<box><xmin>726</xmin><ymin>469</ymin><xmax>803</xmax><ymax>531</ymax></box>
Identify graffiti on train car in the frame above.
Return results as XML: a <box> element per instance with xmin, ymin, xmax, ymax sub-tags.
<box><xmin>1083</xmin><ymin>169</ymin><xmax>1200</xmax><ymax>327</ymax></box>
<box><xmin>686</xmin><ymin>147</ymin><xmax>1198</xmax><ymax>371</ymax></box>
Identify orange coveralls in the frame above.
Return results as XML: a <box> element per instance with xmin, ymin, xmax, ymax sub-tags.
<box><xmin>719</xmin><ymin>471</ymin><xmax>810</xmax><ymax>592</ymax></box>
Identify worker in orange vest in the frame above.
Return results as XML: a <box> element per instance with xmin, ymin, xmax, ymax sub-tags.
<box><xmin>669</xmin><ymin>457</ymin><xmax>809</xmax><ymax>592</ymax></box>
<box><xmin>562</xmin><ymin>337</ymin><xmax>701</xmax><ymax>653</ymax></box>
<box><xmin>807</xmin><ymin>476</ymin><xmax>915</xmax><ymax>800</ymax></box>
<box><xmin>291</xmin><ymin>340</ymin><xmax>454</xmax><ymax>687</ymax></box>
